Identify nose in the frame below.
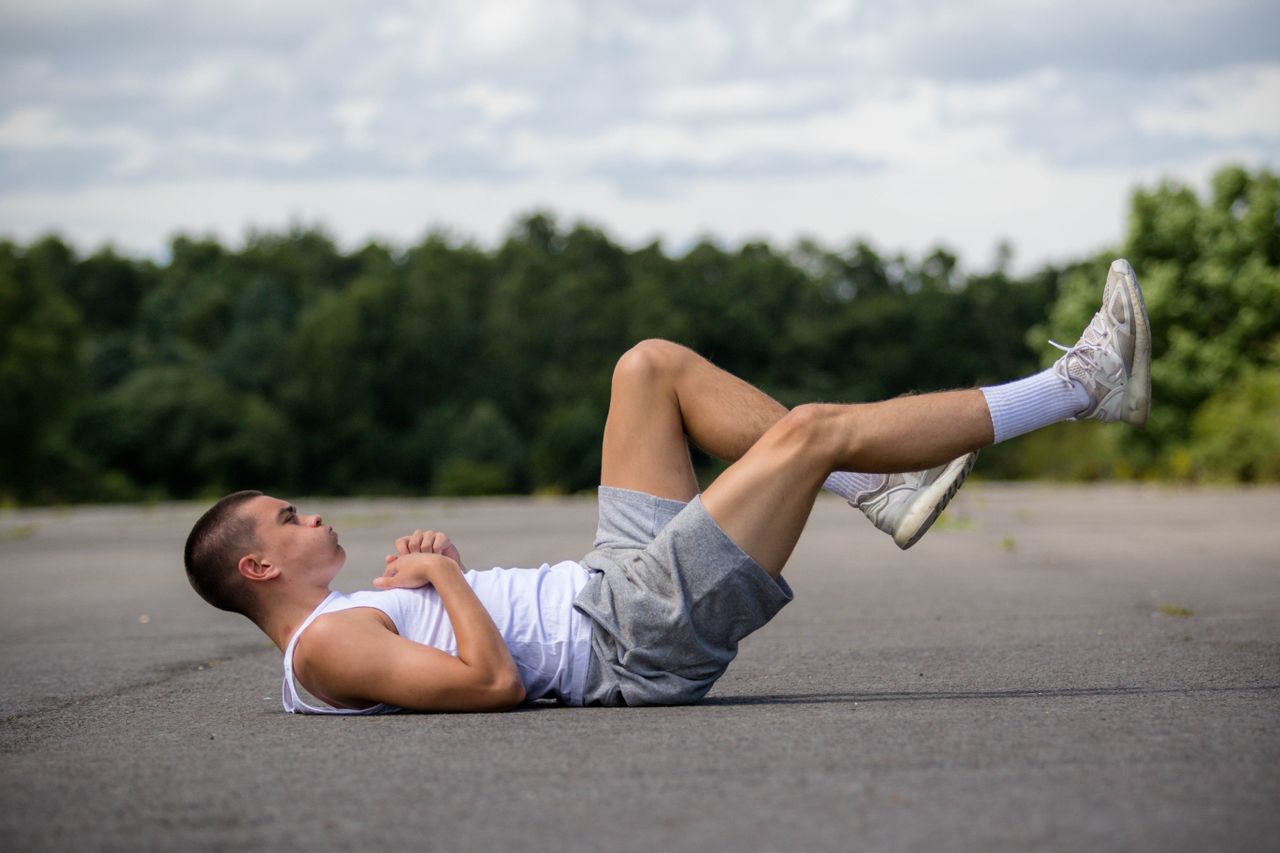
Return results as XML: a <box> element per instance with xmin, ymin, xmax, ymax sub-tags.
<box><xmin>309</xmin><ymin>514</ymin><xmax>323</xmax><ymax>527</ymax></box>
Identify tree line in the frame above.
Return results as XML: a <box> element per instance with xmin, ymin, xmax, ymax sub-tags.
<box><xmin>1</xmin><ymin>164</ymin><xmax>1276</xmax><ymax>505</ymax></box>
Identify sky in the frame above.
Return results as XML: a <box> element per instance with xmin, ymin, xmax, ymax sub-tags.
<box><xmin>1</xmin><ymin>0</ymin><xmax>1278</xmax><ymax>271</ymax></box>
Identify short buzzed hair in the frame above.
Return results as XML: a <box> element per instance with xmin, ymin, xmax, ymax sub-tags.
<box><xmin>183</xmin><ymin>490</ymin><xmax>264</xmax><ymax>619</ymax></box>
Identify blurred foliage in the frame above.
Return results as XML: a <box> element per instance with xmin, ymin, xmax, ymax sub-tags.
<box><xmin>0</xmin><ymin>237</ymin><xmax>86</xmax><ymax>502</ymax></box>
<box><xmin>1</xmin><ymin>165</ymin><xmax>1275</xmax><ymax>503</ymax></box>
<box><xmin>1025</xmin><ymin>164</ymin><xmax>1280</xmax><ymax>482</ymax></box>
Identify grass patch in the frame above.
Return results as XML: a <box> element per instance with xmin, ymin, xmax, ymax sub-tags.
<box><xmin>1158</xmin><ymin>604</ymin><xmax>1194</xmax><ymax>617</ymax></box>
<box><xmin>931</xmin><ymin>512</ymin><xmax>975</xmax><ymax>532</ymax></box>
<box><xmin>0</xmin><ymin>523</ymin><xmax>38</xmax><ymax>543</ymax></box>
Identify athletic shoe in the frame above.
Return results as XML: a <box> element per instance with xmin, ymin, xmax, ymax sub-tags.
<box><xmin>1050</xmin><ymin>258</ymin><xmax>1152</xmax><ymax>425</ymax></box>
<box><xmin>857</xmin><ymin>452</ymin><xmax>977</xmax><ymax>550</ymax></box>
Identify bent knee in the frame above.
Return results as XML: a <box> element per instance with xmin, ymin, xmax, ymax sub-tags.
<box><xmin>771</xmin><ymin>403</ymin><xmax>825</xmax><ymax>441</ymax></box>
<box><xmin>767</xmin><ymin>403</ymin><xmax>846</xmax><ymax>456</ymax></box>
<box><xmin>612</xmin><ymin>339</ymin><xmax>691</xmax><ymax>388</ymax></box>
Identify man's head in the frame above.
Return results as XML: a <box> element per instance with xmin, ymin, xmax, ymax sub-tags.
<box><xmin>184</xmin><ymin>491</ymin><xmax>345</xmax><ymax>620</ymax></box>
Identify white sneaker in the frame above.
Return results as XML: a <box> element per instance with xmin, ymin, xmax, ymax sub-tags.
<box><xmin>1050</xmin><ymin>259</ymin><xmax>1152</xmax><ymax>425</ymax></box>
<box><xmin>857</xmin><ymin>453</ymin><xmax>977</xmax><ymax>550</ymax></box>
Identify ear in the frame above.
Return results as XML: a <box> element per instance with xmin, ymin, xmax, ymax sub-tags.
<box><xmin>238</xmin><ymin>553</ymin><xmax>280</xmax><ymax>584</ymax></box>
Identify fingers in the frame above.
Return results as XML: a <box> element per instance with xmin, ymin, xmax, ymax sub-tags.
<box><xmin>395</xmin><ymin>531</ymin><xmax>425</xmax><ymax>554</ymax></box>
<box><xmin>373</xmin><ymin>553</ymin><xmax>438</xmax><ymax>590</ymax></box>
<box><xmin>394</xmin><ymin>530</ymin><xmax>451</xmax><ymax>555</ymax></box>
<box><xmin>373</xmin><ymin>555</ymin><xmax>401</xmax><ymax>588</ymax></box>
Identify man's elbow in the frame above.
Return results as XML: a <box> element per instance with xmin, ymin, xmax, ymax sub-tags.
<box><xmin>492</xmin><ymin>674</ymin><xmax>526</xmax><ymax>709</ymax></box>
<box><xmin>468</xmin><ymin>669</ymin><xmax>524</xmax><ymax>711</ymax></box>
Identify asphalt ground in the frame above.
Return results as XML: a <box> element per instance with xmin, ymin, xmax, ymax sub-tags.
<box><xmin>1</xmin><ymin>484</ymin><xmax>1277</xmax><ymax>852</ymax></box>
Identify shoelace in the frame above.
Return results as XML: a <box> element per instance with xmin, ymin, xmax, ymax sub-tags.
<box><xmin>1048</xmin><ymin>311</ymin><xmax>1110</xmax><ymax>384</ymax></box>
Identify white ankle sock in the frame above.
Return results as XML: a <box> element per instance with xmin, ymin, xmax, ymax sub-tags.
<box><xmin>980</xmin><ymin>368</ymin><xmax>1092</xmax><ymax>444</ymax></box>
<box><xmin>823</xmin><ymin>470</ymin><xmax>887</xmax><ymax>505</ymax></box>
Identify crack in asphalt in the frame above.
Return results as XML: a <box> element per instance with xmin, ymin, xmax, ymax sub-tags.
<box><xmin>0</xmin><ymin>640</ymin><xmax>273</xmax><ymax>728</ymax></box>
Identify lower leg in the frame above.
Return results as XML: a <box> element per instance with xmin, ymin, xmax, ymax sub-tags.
<box><xmin>825</xmin><ymin>390</ymin><xmax>994</xmax><ymax>473</ymax></box>
<box><xmin>702</xmin><ymin>391</ymin><xmax>994</xmax><ymax>576</ymax></box>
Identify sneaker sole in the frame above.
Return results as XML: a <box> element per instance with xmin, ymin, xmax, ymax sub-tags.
<box><xmin>893</xmin><ymin>452</ymin><xmax>977</xmax><ymax>550</ymax></box>
<box><xmin>1110</xmin><ymin>258</ymin><xmax>1152</xmax><ymax>426</ymax></box>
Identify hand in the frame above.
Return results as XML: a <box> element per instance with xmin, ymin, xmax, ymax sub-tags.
<box><xmin>373</xmin><ymin>551</ymin><xmax>459</xmax><ymax>590</ymax></box>
<box><xmin>393</xmin><ymin>529</ymin><xmax>463</xmax><ymax>567</ymax></box>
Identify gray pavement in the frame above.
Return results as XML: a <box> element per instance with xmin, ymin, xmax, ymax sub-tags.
<box><xmin>1</xmin><ymin>484</ymin><xmax>1278</xmax><ymax>851</ymax></box>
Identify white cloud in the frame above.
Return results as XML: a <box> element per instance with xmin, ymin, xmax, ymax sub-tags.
<box><xmin>165</xmin><ymin>60</ymin><xmax>231</xmax><ymax>102</ymax></box>
<box><xmin>1136</xmin><ymin>64</ymin><xmax>1280</xmax><ymax>139</ymax></box>
<box><xmin>650</xmin><ymin>81</ymin><xmax>832</xmax><ymax>117</ymax></box>
<box><xmin>372</xmin><ymin>12</ymin><xmax>415</xmax><ymax>40</ymax></box>
<box><xmin>809</xmin><ymin>0</ymin><xmax>856</xmax><ymax>25</ymax></box>
<box><xmin>0</xmin><ymin>106</ymin><xmax>151</xmax><ymax>153</ymax></box>
<box><xmin>332</xmin><ymin>99</ymin><xmax>380</xmax><ymax>145</ymax></box>
<box><xmin>511</xmin><ymin>80</ymin><xmax>1006</xmax><ymax>179</ymax></box>
<box><xmin>0</xmin><ymin>157</ymin><xmax>1138</xmax><ymax>274</ymax></box>
<box><xmin>439</xmin><ymin>83</ymin><xmax>538</xmax><ymax>123</ymax></box>
<box><xmin>939</xmin><ymin>70</ymin><xmax>1065</xmax><ymax>117</ymax></box>
<box><xmin>605</xmin><ymin>8</ymin><xmax>733</xmax><ymax>83</ymax></box>
<box><xmin>0</xmin><ymin>106</ymin><xmax>62</xmax><ymax>146</ymax></box>
<box><xmin>440</xmin><ymin>0</ymin><xmax>580</xmax><ymax>64</ymax></box>
<box><xmin>1</xmin><ymin>0</ymin><xmax>1278</xmax><ymax>268</ymax></box>
<box><xmin>169</xmin><ymin>131</ymin><xmax>317</xmax><ymax>164</ymax></box>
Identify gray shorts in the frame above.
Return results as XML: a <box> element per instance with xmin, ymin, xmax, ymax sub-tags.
<box><xmin>573</xmin><ymin>486</ymin><xmax>794</xmax><ymax>706</ymax></box>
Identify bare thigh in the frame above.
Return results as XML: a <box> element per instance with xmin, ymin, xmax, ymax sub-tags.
<box><xmin>599</xmin><ymin>342</ymin><xmax>700</xmax><ymax>502</ymax></box>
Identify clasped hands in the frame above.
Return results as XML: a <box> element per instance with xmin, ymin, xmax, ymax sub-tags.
<box><xmin>373</xmin><ymin>529</ymin><xmax>464</xmax><ymax>590</ymax></box>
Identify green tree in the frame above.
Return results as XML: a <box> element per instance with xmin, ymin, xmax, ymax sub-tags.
<box><xmin>1033</xmin><ymin>164</ymin><xmax>1280</xmax><ymax>479</ymax></box>
<box><xmin>279</xmin><ymin>271</ymin><xmax>404</xmax><ymax>493</ymax></box>
<box><xmin>74</xmin><ymin>365</ymin><xmax>292</xmax><ymax>498</ymax></box>
<box><xmin>529</xmin><ymin>400</ymin><xmax>603</xmax><ymax>493</ymax></box>
<box><xmin>0</xmin><ymin>238</ymin><xmax>86</xmax><ymax>501</ymax></box>
<box><xmin>433</xmin><ymin>401</ymin><xmax>524</xmax><ymax>495</ymax></box>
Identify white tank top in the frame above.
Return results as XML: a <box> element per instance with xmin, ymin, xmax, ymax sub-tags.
<box><xmin>281</xmin><ymin>560</ymin><xmax>594</xmax><ymax>714</ymax></box>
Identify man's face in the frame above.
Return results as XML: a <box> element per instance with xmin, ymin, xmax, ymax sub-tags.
<box><xmin>244</xmin><ymin>495</ymin><xmax>345</xmax><ymax>581</ymax></box>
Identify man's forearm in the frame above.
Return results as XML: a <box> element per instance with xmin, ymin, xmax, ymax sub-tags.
<box><xmin>427</xmin><ymin>560</ymin><xmax>523</xmax><ymax>695</ymax></box>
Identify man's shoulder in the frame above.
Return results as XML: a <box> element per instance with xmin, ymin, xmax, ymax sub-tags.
<box><xmin>292</xmin><ymin>606</ymin><xmax>397</xmax><ymax>712</ymax></box>
<box><xmin>296</xmin><ymin>605</ymin><xmax>397</xmax><ymax>668</ymax></box>
<box><xmin>310</xmin><ymin>604</ymin><xmax>397</xmax><ymax>640</ymax></box>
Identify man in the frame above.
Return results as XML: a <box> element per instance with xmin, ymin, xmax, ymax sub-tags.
<box><xmin>184</xmin><ymin>259</ymin><xmax>1150</xmax><ymax>713</ymax></box>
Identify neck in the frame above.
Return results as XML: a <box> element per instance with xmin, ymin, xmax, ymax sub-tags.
<box><xmin>258</xmin><ymin>585</ymin><xmax>334</xmax><ymax>652</ymax></box>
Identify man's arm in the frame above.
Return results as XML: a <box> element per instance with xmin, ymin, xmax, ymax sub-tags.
<box><xmin>298</xmin><ymin>553</ymin><xmax>525</xmax><ymax>712</ymax></box>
